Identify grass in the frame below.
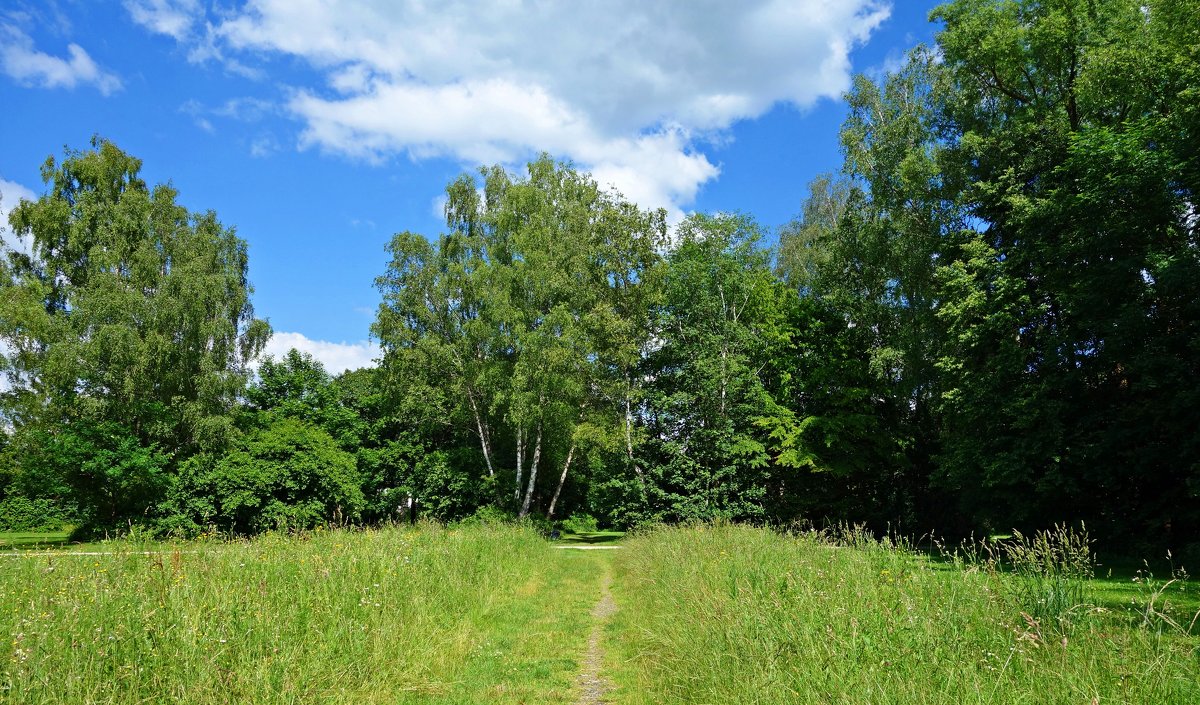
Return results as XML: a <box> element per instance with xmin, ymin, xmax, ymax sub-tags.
<box><xmin>556</xmin><ymin>530</ymin><xmax>625</xmax><ymax>545</ymax></box>
<box><xmin>606</xmin><ymin>524</ymin><xmax>1200</xmax><ymax>705</ymax></box>
<box><xmin>3</xmin><ymin>523</ymin><xmax>1197</xmax><ymax>704</ymax></box>
<box><xmin>0</xmin><ymin>523</ymin><xmax>607</xmax><ymax>704</ymax></box>
<box><xmin>0</xmin><ymin>532</ymin><xmax>71</xmax><ymax>550</ymax></box>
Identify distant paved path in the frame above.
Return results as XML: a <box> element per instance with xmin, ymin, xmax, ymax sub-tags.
<box><xmin>555</xmin><ymin>545</ymin><xmax>624</xmax><ymax>550</ymax></box>
<box><xmin>577</xmin><ymin>567</ymin><xmax>618</xmax><ymax>705</ymax></box>
<box><xmin>0</xmin><ymin>550</ymin><xmax>204</xmax><ymax>558</ymax></box>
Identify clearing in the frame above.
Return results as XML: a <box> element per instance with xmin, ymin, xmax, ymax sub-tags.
<box><xmin>2</xmin><ymin>524</ymin><xmax>1197</xmax><ymax>704</ymax></box>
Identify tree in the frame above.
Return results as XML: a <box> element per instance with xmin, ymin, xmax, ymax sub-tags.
<box><xmin>814</xmin><ymin>0</ymin><xmax>1200</xmax><ymax>545</ymax></box>
<box><xmin>248</xmin><ymin>349</ymin><xmax>359</xmax><ymax>448</ymax></box>
<box><xmin>375</xmin><ymin>156</ymin><xmax>665</xmax><ymax>520</ymax></box>
<box><xmin>0</xmin><ymin>138</ymin><xmax>270</xmax><ymax>452</ymax></box>
<box><xmin>928</xmin><ymin>0</ymin><xmax>1200</xmax><ymax>542</ymax></box>
<box><xmin>639</xmin><ymin>214</ymin><xmax>782</xmax><ymax>522</ymax></box>
<box><xmin>0</xmin><ymin>138</ymin><xmax>270</xmax><ymax>529</ymax></box>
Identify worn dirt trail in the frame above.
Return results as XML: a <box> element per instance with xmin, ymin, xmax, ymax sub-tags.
<box><xmin>576</xmin><ymin>567</ymin><xmax>618</xmax><ymax>705</ymax></box>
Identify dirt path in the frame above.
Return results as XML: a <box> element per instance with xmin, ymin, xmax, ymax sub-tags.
<box><xmin>577</xmin><ymin>567</ymin><xmax>618</xmax><ymax>705</ymax></box>
<box><xmin>554</xmin><ymin>545</ymin><xmax>624</xmax><ymax>550</ymax></box>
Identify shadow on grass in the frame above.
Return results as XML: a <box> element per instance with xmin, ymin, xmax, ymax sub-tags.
<box><xmin>557</xmin><ymin>531</ymin><xmax>625</xmax><ymax>545</ymax></box>
<box><xmin>0</xmin><ymin>531</ymin><xmax>72</xmax><ymax>550</ymax></box>
<box><xmin>910</xmin><ymin>541</ymin><xmax>1200</xmax><ymax>623</ymax></box>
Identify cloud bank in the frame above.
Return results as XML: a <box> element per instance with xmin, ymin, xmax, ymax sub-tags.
<box><xmin>128</xmin><ymin>0</ymin><xmax>891</xmax><ymax>214</ymax></box>
<box><xmin>260</xmin><ymin>331</ymin><xmax>378</xmax><ymax>375</ymax></box>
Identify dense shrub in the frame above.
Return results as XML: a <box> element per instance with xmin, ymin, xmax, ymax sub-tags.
<box><xmin>176</xmin><ymin>417</ymin><xmax>363</xmax><ymax>533</ymax></box>
<box><xmin>0</xmin><ymin>496</ymin><xmax>72</xmax><ymax>532</ymax></box>
<box><xmin>561</xmin><ymin>512</ymin><xmax>599</xmax><ymax>533</ymax></box>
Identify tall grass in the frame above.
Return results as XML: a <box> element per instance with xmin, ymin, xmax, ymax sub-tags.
<box><xmin>607</xmin><ymin>524</ymin><xmax>1200</xmax><ymax>705</ymax></box>
<box><xmin>0</xmin><ymin>524</ymin><xmax>603</xmax><ymax>704</ymax></box>
<box><xmin>986</xmin><ymin>524</ymin><xmax>1094</xmax><ymax>631</ymax></box>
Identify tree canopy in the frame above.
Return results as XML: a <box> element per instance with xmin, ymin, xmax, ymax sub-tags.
<box><xmin>1</xmin><ymin>1</ymin><xmax>1196</xmax><ymax>558</ymax></box>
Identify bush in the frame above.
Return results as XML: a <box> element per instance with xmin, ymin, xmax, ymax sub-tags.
<box><xmin>456</xmin><ymin>505</ymin><xmax>516</xmax><ymax>526</ymax></box>
<box><xmin>0</xmin><ymin>496</ymin><xmax>72</xmax><ymax>531</ymax></box>
<box><xmin>9</xmin><ymin>421</ymin><xmax>169</xmax><ymax>537</ymax></box>
<box><xmin>176</xmin><ymin>417</ymin><xmax>364</xmax><ymax>533</ymax></box>
<box><xmin>561</xmin><ymin>512</ymin><xmax>599</xmax><ymax>533</ymax></box>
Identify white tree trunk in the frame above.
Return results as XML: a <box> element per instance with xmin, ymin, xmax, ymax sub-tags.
<box><xmin>467</xmin><ymin>392</ymin><xmax>495</xmax><ymax>477</ymax></box>
<box><xmin>514</xmin><ymin>426</ymin><xmax>525</xmax><ymax>502</ymax></box>
<box><xmin>518</xmin><ymin>418</ymin><xmax>543</xmax><ymax>518</ymax></box>
<box><xmin>547</xmin><ymin>442</ymin><xmax>576</xmax><ymax>520</ymax></box>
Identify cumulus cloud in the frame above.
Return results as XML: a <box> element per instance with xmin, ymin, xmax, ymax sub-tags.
<box><xmin>259</xmin><ymin>331</ymin><xmax>378</xmax><ymax>375</ymax></box>
<box><xmin>123</xmin><ymin>0</ymin><xmax>200</xmax><ymax>41</ymax></box>
<box><xmin>131</xmin><ymin>0</ymin><xmax>890</xmax><ymax>213</ymax></box>
<box><xmin>0</xmin><ymin>177</ymin><xmax>37</xmax><ymax>257</ymax></box>
<box><xmin>0</xmin><ymin>24</ymin><xmax>122</xmax><ymax>95</ymax></box>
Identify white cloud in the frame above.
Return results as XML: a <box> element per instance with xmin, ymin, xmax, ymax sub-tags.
<box><xmin>248</xmin><ymin>132</ymin><xmax>280</xmax><ymax>158</ymax></box>
<box><xmin>214</xmin><ymin>96</ymin><xmax>275</xmax><ymax>121</ymax></box>
<box><xmin>133</xmin><ymin>0</ymin><xmax>890</xmax><ymax>213</ymax></box>
<box><xmin>0</xmin><ymin>177</ymin><xmax>37</xmax><ymax>257</ymax></box>
<box><xmin>260</xmin><ymin>331</ymin><xmax>378</xmax><ymax>375</ymax></box>
<box><xmin>123</xmin><ymin>0</ymin><xmax>200</xmax><ymax>41</ymax></box>
<box><xmin>0</xmin><ymin>24</ymin><xmax>122</xmax><ymax>95</ymax></box>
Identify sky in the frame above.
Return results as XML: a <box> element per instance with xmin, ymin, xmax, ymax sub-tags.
<box><xmin>0</xmin><ymin>1</ymin><xmax>940</xmax><ymax>374</ymax></box>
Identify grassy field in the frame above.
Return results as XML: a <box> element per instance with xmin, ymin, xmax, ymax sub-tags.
<box><xmin>606</xmin><ymin>525</ymin><xmax>1200</xmax><ymax>705</ymax></box>
<box><xmin>0</xmin><ymin>532</ymin><xmax>71</xmax><ymax>550</ymax></box>
<box><xmin>0</xmin><ymin>524</ymin><xmax>606</xmax><ymax>704</ymax></box>
<box><xmin>2</xmin><ymin>523</ymin><xmax>1197</xmax><ymax>704</ymax></box>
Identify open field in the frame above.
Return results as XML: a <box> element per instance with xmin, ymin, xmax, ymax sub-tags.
<box><xmin>0</xmin><ymin>525</ymin><xmax>606</xmax><ymax>704</ymax></box>
<box><xmin>607</xmin><ymin>525</ymin><xmax>1200</xmax><ymax>705</ymax></box>
<box><xmin>2</xmin><ymin>524</ymin><xmax>1198</xmax><ymax>704</ymax></box>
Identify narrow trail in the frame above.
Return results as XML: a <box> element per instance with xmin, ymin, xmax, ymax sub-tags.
<box><xmin>577</xmin><ymin>566</ymin><xmax>618</xmax><ymax>705</ymax></box>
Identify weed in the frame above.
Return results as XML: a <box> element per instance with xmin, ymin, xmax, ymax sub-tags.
<box><xmin>991</xmin><ymin>524</ymin><xmax>1094</xmax><ymax>631</ymax></box>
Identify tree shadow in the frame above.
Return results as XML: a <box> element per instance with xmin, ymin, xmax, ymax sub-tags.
<box><xmin>0</xmin><ymin>532</ymin><xmax>72</xmax><ymax>551</ymax></box>
<box><xmin>557</xmin><ymin>531</ymin><xmax>625</xmax><ymax>545</ymax></box>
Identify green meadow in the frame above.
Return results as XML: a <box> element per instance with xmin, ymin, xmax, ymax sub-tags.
<box><xmin>2</xmin><ymin>524</ymin><xmax>1198</xmax><ymax>704</ymax></box>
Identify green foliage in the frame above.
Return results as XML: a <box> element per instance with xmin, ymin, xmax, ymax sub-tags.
<box><xmin>781</xmin><ymin>0</ymin><xmax>1200</xmax><ymax>544</ymax></box>
<box><xmin>560</xmin><ymin>512</ymin><xmax>599</xmax><ymax>534</ymax></box>
<box><xmin>0</xmin><ymin>495</ymin><xmax>72</xmax><ymax>531</ymax></box>
<box><xmin>456</xmin><ymin>504</ymin><xmax>517</xmax><ymax>526</ymax></box>
<box><xmin>176</xmin><ymin>417</ymin><xmax>363</xmax><ymax>533</ymax></box>
<box><xmin>0</xmin><ymin>138</ymin><xmax>269</xmax><ymax>532</ymax></box>
<box><xmin>0</xmin><ymin>137</ymin><xmax>270</xmax><ymax>453</ymax></box>
<box><xmin>16</xmin><ymin>419</ymin><xmax>171</xmax><ymax>536</ymax></box>
<box><xmin>247</xmin><ymin>349</ymin><xmax>360</xmax><ymax>445</ymax></box>
<box><xmin>375</xmin><ymin>156</ymin><xmax>666</xmax><ymax>520</ymax></box>
<box><xmin>639</xmin><ymin>214</ymin><xmax>780</xmax><ymax>522</ymax></box>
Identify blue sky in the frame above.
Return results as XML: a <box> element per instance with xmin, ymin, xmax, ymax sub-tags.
<box><xmin>0</xmin><ymin>1</ymin><xmax>940</xmax><ymax>373</ymax></box>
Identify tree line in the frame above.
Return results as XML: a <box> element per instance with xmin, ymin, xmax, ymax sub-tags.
<box><xmin>2</xmin><ymin>0</ymin><xmax>1197</xmax><ymax>557</ymax></box>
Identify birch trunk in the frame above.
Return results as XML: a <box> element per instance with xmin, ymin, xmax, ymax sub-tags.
<box><xmin>624</xmin><ymin>387</ymin><xmax>646</xmax><ymax>486</ymax></box>
<box><xmin>514</xmin><ymin>426</ymin><xmax>525</xmax><ymax>502</ymax></box>
<box><xmin>518</xmin><ymin>418</ymin><xmax>543</xmax><ymax>518</ymax></box>
<box><xmin>546</xmin><ymin>442</ymin><xmax>576</xmax><ymax>520</ymax></box>
<box><xmin>467</xmin><ymin>392</ymin><xmax>495</xmax><ymax>477</ymax></box>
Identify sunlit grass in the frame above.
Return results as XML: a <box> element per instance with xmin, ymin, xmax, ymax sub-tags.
<box><xmin>0</xmin><ymin>524</ymin><xmax>604</xmax><ymax>704</ymax></box>
<box><xmin>607</xmin><ymin>524</ymin><xmax>1200</xmax><ymax>705</ymax></box>
<box><xmin>0</xmin><ymin>532</ymin><xmax>71</xmax><ymax>550</ymax></box>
